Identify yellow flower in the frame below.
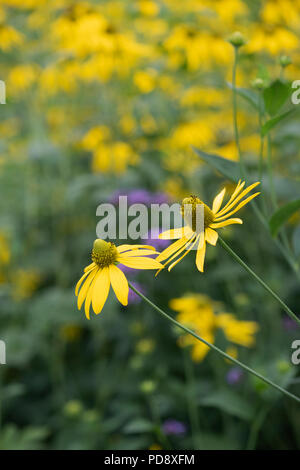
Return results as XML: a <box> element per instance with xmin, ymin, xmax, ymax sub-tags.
<box><xmin>171</xmin><ymin>294</ymin><xmax>258</xmax><ymax>362</ymax></box>
<box><xmin>216</xmin><ymin>313</ymin><xmax>259</xmax><ymax>347</ymax></box>
<box><xmin>157</xmin><ymin>180</ymin><xmax>260</xmax><ymax>273</ymax></box>
<box><xmin>76</xmin><ymin>240</ymin><xmax>163</xmax><ymax>319</ymax></box>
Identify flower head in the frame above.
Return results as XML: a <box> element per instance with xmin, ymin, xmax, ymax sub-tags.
<box><xmin>75</xmin><ymin>239</ymin><xmax>163</xmax><ymax>319</ymax></box>
<box><xmin>157</xmin><ymin>180</ymin><xmax>260</xmax><ymax>273</ymax></box>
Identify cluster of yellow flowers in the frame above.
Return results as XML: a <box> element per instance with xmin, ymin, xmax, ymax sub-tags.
<box><xmin>2</xmin><ymin>0</ymin><xmax>300</xmax><ymax>194</ymax></box>
<box><xmin>170</xmin><ymin>294</ymin><xmax>258</xmax><ymax>362</ymax></box>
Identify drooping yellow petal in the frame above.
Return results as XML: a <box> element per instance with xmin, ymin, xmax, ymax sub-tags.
<box><xmin>161</xmin><ymin>234</ymin><xmax>197</xmax><ymax>268</ymax></box>
<box><xmin>84</xmin><ymin>271</ymin><xmax>100</xmax><ymax>319</ymax></box>
<box><xmin>168</xmin><ymin>234</ymin><xmax>200</xmax><ymax>271</ymax></box>
<box><xmin>196</xmin><ymin>241</ymin><xmax>206</xmax><ymax>272</ymax></box>
<box><xmin>214</xmin><ymin>192</ymin><xmax>260</xmax><ymax>221</ymax></box>
<box><xmin>75</xmin><ymin>266</ymin><xmax>96</xmax><ymax>296</ymax></box>
<box><xmin>215</xmin><ymin>182</ymin><xmax>260</xmax><ymax>218</ymax></box>
<box><xmin>84</xmin><ymin>262</ymin><xmax>96</xmax><ymax>273</ymax></box>
<box><xmin>77</xmin><ymin>268</ymin><xmax>99</xmax><ymax>309</ymax></box>
<box><xmin>119</xmin><ymin>256</ymin><xmax>163</xmax><ymax>269</ymax></box>
<box><xmin>92</xmin><ymin>267</ymin><xmax>110</xmax><ymax>314</ymax></box>
<box><xmin>205</xmin><ymin>227</ymin><xmax>218</xmax><ymax>246</ymax></box>
<box><xmin>157</xmin><ymin>233</ymin><xmax>194</xmax><ymax>262</ymax></box>
<box><xmin>210</xmin><ymin>218</ymin><xmax>243</xmax><ymax>228</ymax></box>
<box><xmin>159</xmin><ymin>226</ymin><xmax>192</xmax><ymax>240</ymax></box>
<box><xmin>212</xmin><ymin>188</ymin><xmax>226</xmax><ymax>214</ymax></box>
<box><xmin>109</xmin><ymin>265</ymin><xmax>129</xmax><ymax>306</ymax></box>
<box><xmin>117</xmin><ymin>244</ymin><xmax>155</xmax><ymax>253</ymax></box>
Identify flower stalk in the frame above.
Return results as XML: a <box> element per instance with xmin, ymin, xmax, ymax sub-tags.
<box><xmin>128</xmin><ymin>282</ymin><xmax>300</xmax><ymax>404</ymax></box>
<box><xmin>218</xmin><ymin>236</ymin><xmax>300</xmax><ymax>326</ymax></box>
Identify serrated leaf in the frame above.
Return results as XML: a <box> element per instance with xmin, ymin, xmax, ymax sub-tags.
<box><xmin>263</xmin><ymin>79</ymin><xmax>290</xmax><ymax>116</ymax></box>
<box><xmin>261</xmin><ymin>109</ymin><xmax>295</xmax><ymax>137</ymax></box>
<box><xmin>192</xmin><ymin>147</ymin><xmax>240</xmax><ymax>182</ymax></box>
<box><xmin>200</xmin><ymin>389</ymin><xmax>254</xmax><ymax>421</ymax></box>
<box><xmin>269</xmin><ymin>199</ymin><xmax>300</xmax><ymax>236</ymax></box>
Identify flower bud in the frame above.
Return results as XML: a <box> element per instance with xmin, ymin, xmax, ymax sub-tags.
<box><xmin>251</xmin><ymin>78</ymin><xmax>265</xmax><ymax>90</ymax></box>
<box><xmin>279</xmin><ymin>55</ymin><xmax>292</xmax><ymax>68</ymax></box>
<box><xmin>228</xmin><ymin>31</ymin><xmax>246</xmax><ymax>48</ymax></box>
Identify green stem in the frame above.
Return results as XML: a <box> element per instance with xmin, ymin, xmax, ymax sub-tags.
<box><xmin>218</xmin><ymin>236</ymin><xmax>300</xmax><ymax>326</ymax></box>
<box><xmin>267</xmin><ymin>134</ymin><xmax>277</xmax><ymax>210</ymax></box>
<box><xmin>128</xmin><ymin>282</ymin><xmax>300</xmax><ymax>404</ymax></box>
<box><xmin>232</xmin><ymin>47</ymin><xmax>246</xmax><ymax>179</ymax></box>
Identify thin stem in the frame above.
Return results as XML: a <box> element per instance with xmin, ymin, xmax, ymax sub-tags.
<box><xmin>128</xmin><ymin>282</ymin><xmax>300</xmax><ymax>404</ymax></box>
<box><xmin>258</xmin><ymin>96</ymin><xmax>264</xmax><ymax>183</ymax></box>
<box><xmin>232</xmin><ymin>46</ymin><xmax>246</xmax><ymax>179</ymax></box>
<box><xmin>267</xmin><ymin>134</ymin><xmax>277</xmax><ymax>210</ymax></box>
<box><xmin>218</xmin><ymin>236</ymin><xmax>300</xmax><ymax>326</ymax></box>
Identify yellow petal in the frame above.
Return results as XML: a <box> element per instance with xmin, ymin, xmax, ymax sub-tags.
<box><xmin>92</xmin><ymin>267</ymin><xmax>110</xmax><ymax>314</ymax></box>
<box><xmin>84</xmin><ymin>271</ymin><xmax>99</xmax><ymax>320</ymax></box>
<box><xmin>117</xmin><ymin>244</ymin><xmax>155</xmax><ymax>253</ymax></box>
<box><xmin>215</xmin><ymin>182</ymin><xmax>260</xmax><ymax>218</ymax></box>
<box><xmin>212</xmin><ymin>188</ymin><xmax>226</xmax><ymax>214</ymax></box>
<box><xmin>196</xmin><ymin>241</ymin><xmax>206</xmax><ymax>272</ymax></box>
<box><xmin>117</xmin><ymin>249</ymin><xmax>158</xmax><ymax>257</ymax></box>
<box><xmin>214</xmin><ymin>192</ymin><xmax>260</xmax><ymax>221</ymax></box>
<box><xmin>119</xmin><ymin>256</ymin><xmax>164</xmax><ymax>269</ymax></box>
<box><xmin>77</xmin><ymin>268</ymin><xmax>99</xmax><ymax>309</ymax></box>
<box><xmin>210</xmin><ymin>218</ymin><xmax>243</xmax><ymax>228</ymax></box>
<box><xmin>157</xmin><ymin>234</ymin><xmax>194</xmax><ymax>262</ymax></box>
<box><xmin>84</xmin><ymin>262</ymin><xmax>96</xmax><ymax>273</ymax></box>
<box><xmin>162</xmin><ymin>234</ymin><xmax>197</xmax><ymax>268</ymax></box>
<box><xmin>214</xmin><ymin>180</ymin><xmax>245</xmax><ymax>216</ymax></box>
<box><xmin>158</xmin><ymin>226</ymin><xmax>192</xmax><ymax>240</ymax></box>
<box><xmin>109</xmin><ymin>265</ymin><xmax>129</xmax><ymax>306</ymax></box>
<box><xmin>205</xmin><ymin>227</ymin><xmax>218</xmax><ymax>246</ymax></box>
<box><xmin>75</xmin><ymin>267</ymin><xmax>94</xmax><ymax>296</ymax></box>
<box><xmin>168</xmin><ymin>235</ymin><xmax>200</xmax><ymax>271</ymax></box>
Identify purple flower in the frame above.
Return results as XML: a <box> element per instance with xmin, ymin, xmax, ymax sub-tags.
<box><xmin>128</xmin><ymin>282</ymin><xmax>146</xmax><ymax>305</ymax></box>
<box><xmin>226</xmin><ymin>367</ymin><xmax>244</xmax><ymax>385</ymax></box>
<box><xmin>283</xmin><ymin>316</ymin><xmax>298</xmax><ymax>331</ymax></box>
<box><xmin>162</xmin><ymin>419</ymin><xmax>187</xmax><ymax>436</ymax></box>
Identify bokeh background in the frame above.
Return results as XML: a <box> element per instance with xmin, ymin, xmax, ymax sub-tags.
<box><xmin>0</xmin><ymin>0</ymin><xmax>300</xmax><ymax>450</ymax></box>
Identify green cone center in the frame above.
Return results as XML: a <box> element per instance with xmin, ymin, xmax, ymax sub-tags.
<box><xmin>181</xmin><ymin>195</ymin><xmax>215</xmax><ymax>232</ymax></box>
<box><xmin>91</xmin><ymin>239</ymin><xmax>118</xmax><ymax>267</ymax></box>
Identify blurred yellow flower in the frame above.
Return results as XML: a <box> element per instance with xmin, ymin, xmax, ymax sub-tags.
<box><xmin>170</xmin><ymin>294</ymin><xmax>258</xmax><ymax>362</ymax></box>
<box><xmin>12</xmin><ymin>269</ymin><xmax>40</xmax><ymax>301</ymax></box>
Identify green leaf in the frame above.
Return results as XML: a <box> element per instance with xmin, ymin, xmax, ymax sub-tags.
<box><xmin>261</xmin><ymin>109</ymin><xmax>295</xmax><ymax>137</ymax></box>
<box><xmin>263</xmin><ymin>79</ymin><xmax>290</xmax><ymax>116</ymax></box>
<box><xmin>123</xmin><ymin>419</ymin><xmax>154</xmax><ymax>434</ymax></box>
<box><xmin>292</xmin><ymin>225</ymin><xmax>300</xmax><ymax>257</ymax></box>
<box><xmin>192</xmin><ymin>147</ymin><xmax>240</xmax><ymax>182</ymax></box>
<box><xmin>269</xmin><ymin>199</ymin><xmax>300</xmax><ymax>236</ymax></box>
<box><xmin>227</xmin><ymin>82</ymin><xmax>261</xmax><ymax>111</ymax></box>
<box><xmin>200</xmin><ymin>389</ymin><xmax>254</xmax><ymax>421</ymax></box>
